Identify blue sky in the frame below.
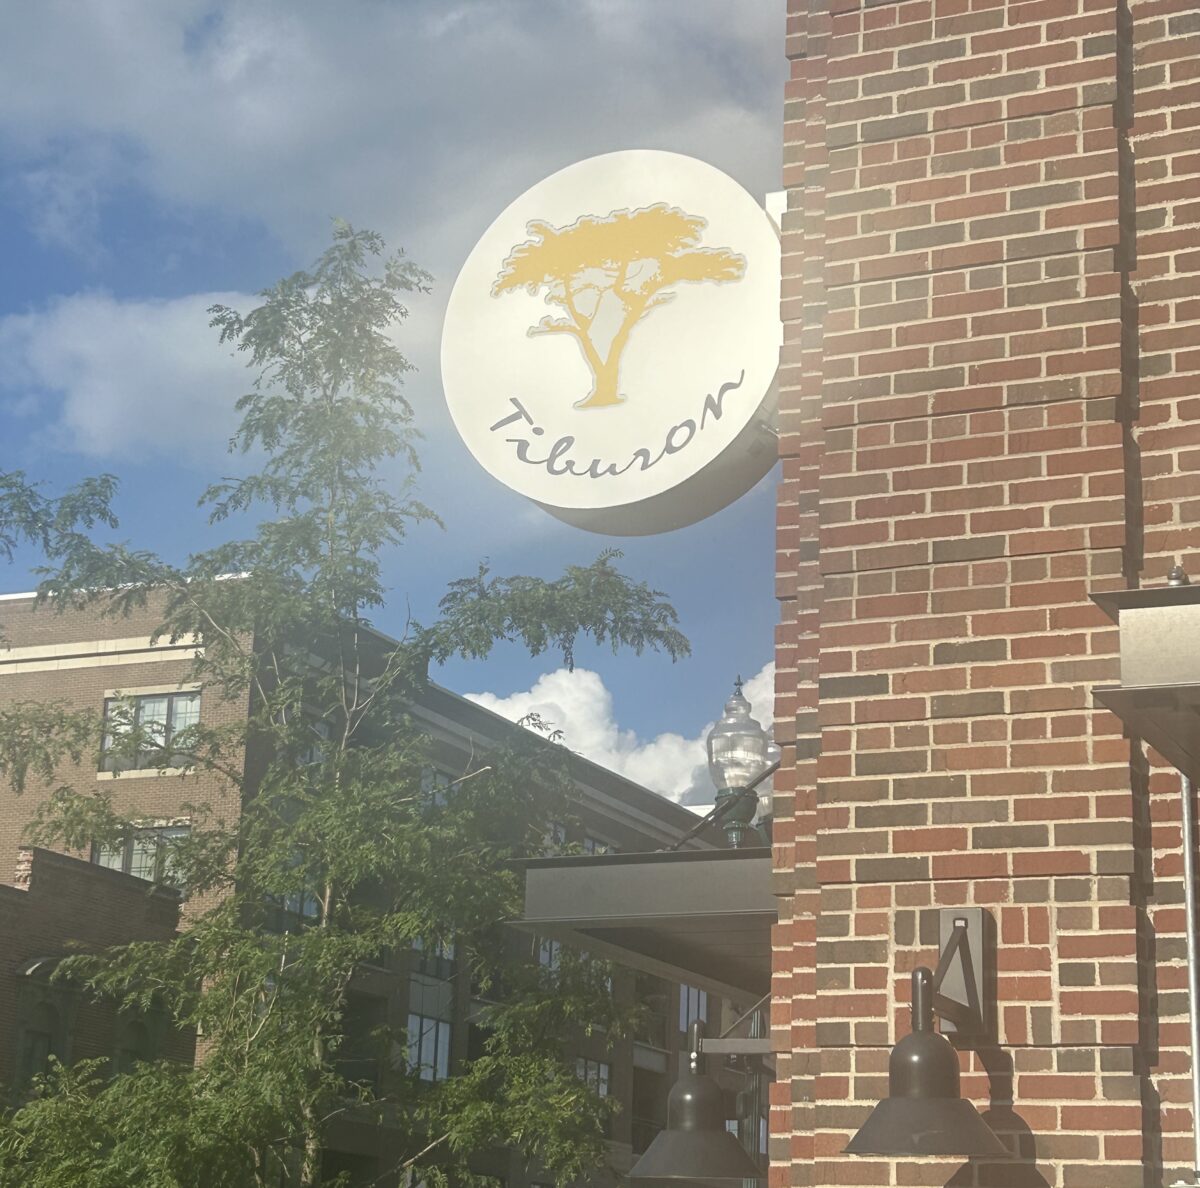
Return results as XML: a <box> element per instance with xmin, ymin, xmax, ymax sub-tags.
<box><xmin>0</xmin><ymin>1</ymin><xmax>784</xmax><ymax>803</ymax></box>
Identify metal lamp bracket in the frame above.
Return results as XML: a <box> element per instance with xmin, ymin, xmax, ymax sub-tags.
<box><xmin>695</xmin><ymin>992</ymin><xmax>773</xmax><ymax>1057</ymax></box>
<box><xmin>933</xmin><ymin>909</ymin><xmax>987</xmax><ymax>1038</ymax></box>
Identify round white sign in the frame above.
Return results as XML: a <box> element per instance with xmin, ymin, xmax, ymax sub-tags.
<box><xmin>441</xmin><ymin>150</ymin><xmax>781</xmax><ymax>535</ymax></box>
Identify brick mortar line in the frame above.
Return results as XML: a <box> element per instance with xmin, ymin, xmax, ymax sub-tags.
<box><xmin>777</xmin><ymin>389</ymin><xmax>1128</xmax><ymax>430</ymax></box>
<box><xmin>812</xmin><ymin>554</ymin><xmax>1125</xmax><ymax>577</ymax></box>
<box><xmin>817</xmin><ymin>242</ymin><xmax>1121</xmax><ymax>290</ymax></box>
<box><xmin>822</xmin><ymin>103</ymin><xmax>1121</xmax><ymax>152</ymax></box>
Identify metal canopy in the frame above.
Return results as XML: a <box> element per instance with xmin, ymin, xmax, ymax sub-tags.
<box><xmin>1091</xmin><ymin>582</ymin><xmax>1200</xmax><ymax>784</ymax></box>
<box><xmin>1091</xmin><ymin>583</ymin><xmax>1200</xmax><ymax>621</ymax></box>
<box><xmin>1094</xmin><ymin>684</ymin><xmax>1200</xmax><ymax>785</ymax></box>
<box><xmin>516</xmin><ymin>848</ymin><xmax>774</xmax><ymax>1002</ymax></box>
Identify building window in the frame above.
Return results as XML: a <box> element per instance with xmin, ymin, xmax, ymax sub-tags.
<box><xmin>113</xmin><ymin>1017</ymin><xmax>155</xmax><ymax>1075</ymax></box>
<box><xmin>407</xmin><ymin>1013</ymin><xmax>451</xmax><ymax>1082</ymax></box>
<box><xmin>93</xmin><ymin>825</ymin><xmax>190</xmax><ymax>887</ymax></box>
<box><xmin>278</xmin><ymin>886</ymin><xmax>320</xmax><ymax>928</ymax></box>
<box><xmin>582</xmin><ymin>836</ymin><xmax>616</xmax><ymax>855</ymax></box>
<box><xmin>679</xmin><ymin>984</ymin><xmax>707</xmax><ymax>1033</ymax></box>
<box><xmin>537</xmin><ymin>937</ymin><xmax>562</xmax><ymax>970</ymax></box>
<box><xmin>17</xmin><ymin>1002</ymin><xmax>60</xmax><ymax>1089</ymax></box>
<box><xmin>421</xmin><ymin>767</ymin><xmax>453</xmax><ymax>810</ymax></box>
<box><xmin>101</xmin><ymin>691</ymin><xmax>200</xmax><ymax>771</ymax></box>
<box><xmin>544</xmin><ymin>821</ymin><xmax>567</xmax><ymax>853</ymax></box>
<box><xmin>299</xmin><ymin>719</ymin><xmax>331</xmax><ymax>767</ymax></box>
<box><xmin>265</xmin><ymin>856</ymin><xmax>321</xmax><ymax>932</ymax></box>
<box><xmin>634</xmin><ymin>973</ymin><xmax>671</xmax><ymax>1051</ymax></box>
<box><xmin>338</xmin><ymin>992</ymin><xmax>385</xmax><ymax>1093</ymax></box>
<box><xmin>576</xmin><ymin>1056</ymin><xmax>610</xmax><ymax>1097</ymax></box>
<box><xmin>411</xmin><ymin>936</ymin><xmax>456</xmax><ymax>980</ymax></box>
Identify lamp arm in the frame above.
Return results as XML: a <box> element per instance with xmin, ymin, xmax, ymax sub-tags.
<box><xmin>746</xmin><ymin>758</ymin><xmax>782</xmax><ymax>793</ymax></box>
<box><xmin>718</xmin><ymin>991</ymin><xmax>770</xmax><ymax>1040</ymax></box>
<box><xmin>695</xmin><ymin>991</ymin><xmax>774</xmax><ymax>1057</ymax></box>
<box><xmin>931</xmin><ymin>921</ymin><xmax>965</xmax><ymax>992</ymax></box>
<box><xmin>666</xmin><ymin>759</ymin><xmax>781</xmax><ymax>853</ymax></box>
<box><xmin>930</xmin><ymin>920</ymin><xmax>984</xmax><ymax>1033</ymax></box>
<box><xmin>931</xmin><ymin>992</ymin><xmax>978</xmax><ymax>1032</ymax></box>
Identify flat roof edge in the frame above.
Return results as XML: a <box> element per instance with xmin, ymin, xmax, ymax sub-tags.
<box><xmin>521</xmin><ymin>847</ymin><xmax>768</xmax><ymax>869</ymax></box>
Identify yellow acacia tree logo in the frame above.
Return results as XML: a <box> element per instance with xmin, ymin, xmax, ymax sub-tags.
<box><xmin>491</xmin><ymin>203</ymin><xmax>746</xmax><ymax>410</ymax></box>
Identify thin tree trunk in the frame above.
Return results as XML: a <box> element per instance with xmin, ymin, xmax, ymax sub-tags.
<box><xmin>575</xmin><ymin>355</ymin><xmax>623</xmax><ymax>408</ymax></box>
<box><xmin>300</xmin><ymin>1087</ymin><xmax>322</xmax><ymax>1186</ymax></box>
<box><xmin>574</xmin><ymin>298</ymin><xmax>646</xmax><ymax>409</ymax></box>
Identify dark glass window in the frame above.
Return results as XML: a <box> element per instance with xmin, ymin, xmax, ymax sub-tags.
<box><xmin>18</xmin><ymin>1002</ymin><xmax>59</xmax><ymax>1089</ymax></box>
<box><xmin>420</xmin><ymin>767</ymin><xmax>453</xmax><ymax>810</ymax></box>
<box><xmin>113</xmin><ymin>1018</ymin><xmax>154</xmax><ymax>1075</ymax></box>
<box><xmin>544</xmin><ymin>820</ymin><xmax>567</xmax><ymax>853</ymax></box>
<box><xmin>536</xmin><ymin>936</ymin><xmax>562</xmax><ymax>970</ymax></box>
<box><xmin>575</xmin><ymin>1056</ymin><xmax>610</xmax><ymax>1097</ymax></box>
<box><xmin>406</xmin><ymin>1013</ymin><xmax>451</xmax><ymax>1081</ymax></box>
<box><xmin>264</xmin><ymin>855</ymin><xmax>320</xmax><ymax>932</ymax></box>
<box><xmin>337</xmin><ymin>993</ymin><xmax>384</xmax><ymax>1093</ymax></box>
<box><xmin>93</xmin><ymin>825</ymin><xmax>190</xmax><ymax>887</ymax></box>
<box><xmin>101</xmin><ymin>691</ymin><xmax>200</xmax><ymax>771</ymax></box>
<box><xmin>679</xmin><ymin>984</ymin><xmax>708</xmax><ymax>1032</ymax></box>
<box><xmin>411</xmin><ymin>936</ymin><xmax>456</xmax><ymax>980</ymax></box>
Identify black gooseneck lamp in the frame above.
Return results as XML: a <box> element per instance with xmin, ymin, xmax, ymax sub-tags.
<box><xmin>628</xmin><ymin>1019</ymin><xmax>765</xmax><ymax>1182</ymax></box>
<box><xmin>844</xmin><ymin>917</ymin><xmax>1009</xmax><ymax>1159</ymax></box>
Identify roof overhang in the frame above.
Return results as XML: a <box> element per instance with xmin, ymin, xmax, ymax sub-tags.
<box><xmin>515</xmin><ymin>848</ymin><xmax>775</xmax><ymax>1003</ymax></box>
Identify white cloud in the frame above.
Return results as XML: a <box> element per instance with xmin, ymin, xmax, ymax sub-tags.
<box><xmin>15</xmin><ymin>149</ymin><xmax>111</xmax><ymax>264</ymax></box>
<box><xmin>0</xmin><ymin>2</ymin><xmax>782</xmax><ymax>481</ymax></box>
<box><xmin>0</xmin><ymin>2</ymin><xmax>784</xmax><ymax>270</ymax></box>
<box><xmin>0</xmin><ymin>281</ymin><xmax>448</xmax><ymax>469</ymax></box>
<box><xmin>0</xmin><ymin>291</ymin><xmax>250</xmax><ymax>462</ymax></box>
<box><xmin>466</xmin><ymin>660</ymin><xmax>774</xmax><ymax>806</ymax></box>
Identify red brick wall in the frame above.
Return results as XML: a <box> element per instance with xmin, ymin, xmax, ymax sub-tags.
<box><xmin>0</xmin><ymin>847</ymin><xmax>188</xmax><ymax>1088</ymax></box>
<box><xmin>774</xmin><ymin>1</ymin><xmax>1200</xmax><ymax>1185</ymax></box>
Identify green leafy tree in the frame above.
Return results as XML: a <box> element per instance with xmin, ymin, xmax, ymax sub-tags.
<box><xmin>0</xmin><ymin>223</ymin><xmax>688</xmax><ymax>1187</ymax></box>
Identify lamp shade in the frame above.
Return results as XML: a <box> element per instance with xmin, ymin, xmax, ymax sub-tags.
<box><xmin>844</xmin><ymin>968</ymin><xmax>1009</xmax><ymax>1159</ymax></box>
<box><xmin>707</xmin><ymin>679</ymin><xmax>769</xmax><ymax>793</ymax></box>
<box><xmin>630</xmin><ymin>1023</ymin><xmax>764</xmax><ymax>1182</ymax></box>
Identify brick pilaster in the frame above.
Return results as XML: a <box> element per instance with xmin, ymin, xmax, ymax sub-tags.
<box><xmin>772</xmin><ymin>0</ymin><xmax>1200</xmax><ymax>1183</ymax></box>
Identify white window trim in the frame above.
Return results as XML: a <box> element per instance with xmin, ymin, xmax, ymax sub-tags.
<box><xmin>97</xmin><ymin>767</ymin><xmax>192</xmax><ymax>781</ymax></box>
<box><xmin>98</xmin><ymin>688</ymin><xmax>202</xmax><ymax>779</ymax></box>
<box><xmin>104</xmin><ymin>682</ymin><xmax>202</xmax><ymax>699</ymax></box>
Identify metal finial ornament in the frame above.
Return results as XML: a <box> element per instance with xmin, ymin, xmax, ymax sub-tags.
<box><xmin>733</xmin><ymin>674</ymin><xmax>744</xmax><ymax>696</ymax></box>
<box><xmin>1169</xmin><ymin>564</ymin><xmax>1190</xmax><ymax>587</ymax></box>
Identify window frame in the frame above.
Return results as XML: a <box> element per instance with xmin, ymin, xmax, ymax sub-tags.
<box><xmin>406</xmin><ymin>1011</ymin><xmax>452</xmax><ymax>1082</ymax></box>
<box><xmin>100</xmin><ymin>689</ymin><xmax>201</xmax><ymax>773</ymax></box>
<box><xmin>16</xmin><ymin>999</ymin><xmax>62</xmax><ymax>1092</ymax></box>
<box><xmin>92</xmin><ymin>823</ymin><xmax>191</xmax><ymax>887</ymax></box>
<box><xmin>536</xmin><ymin>936</ymin><xmax>563</xmax><ymax>970</ymax></box>
<box><xmin>113</xmin><ymin>1016</ymin><xmax>156</xmax><ymax>1076</ymax></box>
<box><xmin>411</xmin><ymin>936</ymin><xmax>456</xmax><ymax>980</ymax></box>
<box><xmin>575</xmin><ymin>1055</ymin><xmax>611</xmax><ymax>1098</ymax></box>
<box><xmin>679</xmin><ymin>984</ymin><xmax>708</xmax><ymax>1033</ymax></box>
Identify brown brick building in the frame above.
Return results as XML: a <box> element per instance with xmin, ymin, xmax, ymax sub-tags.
<box><xmin>0</xmin><ymin>591</ymin><xmax>247</xmax><ymax>893</ymax></box>
<box><xmin>0</xmin><ymin>847</ymin><xmax>187</xmax><ymax>1092</ymax></box>
<box><xmin>0</xmin><ymin>590</ymin><xmax>754</xmax><ymax>1185</ymax></box>
<box><xmin>772</xmin><ymin>1</ymin><xmax>1200</xmax><ymax>1185</ymax></box>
